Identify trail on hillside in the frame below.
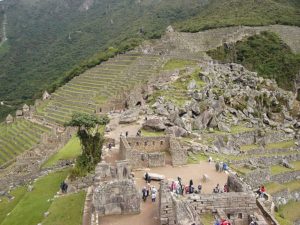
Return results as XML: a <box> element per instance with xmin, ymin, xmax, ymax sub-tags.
<box><xmin>0</xmin><ymin>12</ymin><xmax>7</xmax><ymax>47</ymax></box>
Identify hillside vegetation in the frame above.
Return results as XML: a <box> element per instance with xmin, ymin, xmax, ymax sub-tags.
<box><xmin>175</xmin><ymin>0</ymin><xmax>300</xmax><ymax>32</ymax></box>
<box><xmin>207</xmin><ymin>31</ymin><xmax>300</xmax><ymax>90</ymax></box>
<box><xmin>0</xmin><ymin>0</ymin><xmax>208</xmax><ymax>120</ymax></box>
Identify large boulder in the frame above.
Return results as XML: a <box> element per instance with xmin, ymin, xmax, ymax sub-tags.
<box><xmin>119</xmin><ymin>109</ymin><xmax>139</xmax><ymax>124</ymax></box>
<box><xmin>165</xmin><ymin>126</ymin><xmax>188</xmax><ymax>137</ymax></box>
<box><xmin>142</xmin><ymin>118</ymin><xmax>166</xmax><ymax>131</ymax></box>
<box><xmin>193</xmin><ymin>109</ymin><xmax>214</xmax><ymax>130</ymax></box>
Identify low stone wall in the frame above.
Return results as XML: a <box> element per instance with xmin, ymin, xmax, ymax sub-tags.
<box><xmin>231</xmin><ymin>154</ymin><xmax>300</xmax><ymax>167</ymax></box>
<box><xmin>93</xmin><ymin>179</ymin><xmax>140</xmax><ymax>216</ymax></box>
<box><xmin>271</xmin><ymin>171</ymin><xmax>300</xmax><ymax>184</ymax></box>
<box><xmin>120</xmin><ymin>136</ymin><xmax>187</xmax><ymax>168</ymax></box>
<box><xmin>244</xmin><ymin>169</ymin><xmax>271</xmax><ymax>189</ymax></box>
<box><xmin>227</xmin><ymin>174</ymin><xmax>250</xmax><ymax>192</ymax></box>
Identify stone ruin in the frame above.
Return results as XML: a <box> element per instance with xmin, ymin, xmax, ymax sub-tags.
<box><xmin>92</xmin><ymin>160</ymin><xmax>140</xmax><ymax>217</ymax></box>
<box><xmin>119</xmin><ymin>135</ymin><xmax>187</xmax><ymax>168</ymax></box>
<box><xmin>159</xmin><ymin>175</ymin><xmax>271</xmax><ymax>225</ymax></box>
<box><xmin>5</xmin><ymin>114</ymin><xmax>13</xmax><ymax>124</ymax></box>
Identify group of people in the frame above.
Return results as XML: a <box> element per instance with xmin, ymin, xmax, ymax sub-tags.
<box><xmin>169</xmin><ymin>179</ymin><xmax>202</xmax><ymax>195</ymax></box>
<box><xmin>213</xmin><ymin>183</ymin><xmax>228</xmax><ymax>193</ymax></box>
<box><xmin>215</xmin><ymin>219</ymin><xmax>231</xmax><ymax>225</ymax></box>
<box><xmin>142</xmin><ymin>184</ymin><xmax>157</xmax><ymax>203</ymax></box>
<box><xmin>215</xmin><ymin>162</ymin><xmax>229</xmax><ymax>172</ymax></box>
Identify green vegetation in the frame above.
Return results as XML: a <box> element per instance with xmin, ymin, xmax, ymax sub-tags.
<box><xmin>163</xmin><ymin>59</ymin><xmax>197</xmax><ymax>71</ymax></box>
<box><xmin>65</xmin><ymin>113</ymin><xmax>109</xmax><ymax>178</ymax></box>
<box><xmin>0</xmin><ymin>0</ymin><xmax>210</xmax><ymax>121</ymax></box>
<box><xmin>265</xmin><ymin>140</ymin><xmax>295</xmax><ymax>150</ymax></box>
<box><xmin>149</xmin><ymin>69</ymin><xmax>205</xmax><ymax>107</ymax></box>
<box><xmin>42</xmin><ymin>191</ymin><xmax>86</xmax><ymax>225</ymax></box>
<box><xmin>230</xmin><ymin>165</ymin><xmax>254</xmax><ymax>175</ymax></box>
<box><xmin>275</xmin><ymin>201</ymin><xmax>300</xmax><ymax>225</ymax></box>
<box><xmin>175</xmin><ymin>0</ymin><xmax>300</xmax><ymax>32</ymax></box>
<box><xmin>207</xmin><ymin>31</ymin><xmax>300</xmax><ymax>90</ymax></box>
<box><xmin>270</xmin><ymin>161</ymin><xmax>300</xmax><ymax>175</ymax></box>
<box><xmin>200</xmin><ymin>213</ymin><xmax>215</xmax><ymax>225</ymax></box>
<box><xmin>42</xmin><ymin>135</ymin><xmax>81</xmax><ymax>168</ymax></box>
<box><xmin>188</xmin><ymin>153</ymin><xmax>208</xmax><ymax>164</ymax></box>
<box><xmin>0</xmin><ymin>170</ymin><xmax>69</xmax><ymax>225</ymax></box>
<box><xmin>0</xmin><ymin>119</ymin><xmax>51</xmax><ymax>167</ymax></box>
<box><xmin>240</xmin><ymin>144</ymin><xmax>259</xmax><ymax>151</ymax></box>
<box><xmin>0</xmin><ymin>186</ymin><xmax>27</xmax><ymax>223</ymax></box>
<box><xmin>265</xmin><ymin>180</ymin><xmax>300</xmax><ymax>194</ymax></box>
<box><xmin>141</xmin><ymin>129</ymin><xmax>165</xmax><ymax>137</ymax></box>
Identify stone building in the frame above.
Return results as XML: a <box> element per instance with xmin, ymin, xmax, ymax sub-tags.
<box><xmin>119</xmin><ymin>136</ymin><xmax>187</xmax><ymax>168</ymax></box>
<box><xmin>92</xmin><ymin>160</ymin><xmax>140</xmax><ymax>217</ymax></box>
<box><xmin>5</xmin><ymin>114</ymin><xmax>13</xmax><ymax>124</ymax></box>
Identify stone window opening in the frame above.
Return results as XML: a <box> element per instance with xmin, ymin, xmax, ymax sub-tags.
<box><xmin>145</xmin><ymin>142</ymin><xmax>148</xmax><ymax>146</ymax></box>
<box><xmin>227</xmin><ymin>214</ymin><xmax>232</xmax><ymax>219</ymax></box>
<box><xmin>153</xmin><ymin>141</ymin><xmax>155</xmax><ymax>146</ymax></box>
<box><xmin>160</xmin><ymin>141</ymin><xmax>164</xmax><ymax>145</ymax></box>
<box><xmin>238</xmin><ymin>213</ymin><xmax>242</xmax><ymax>219</ymax></box>
<box><xmin>136</xmin><ymin>142</ymin><xmax>139</xmax><ymax>146</ymax></box>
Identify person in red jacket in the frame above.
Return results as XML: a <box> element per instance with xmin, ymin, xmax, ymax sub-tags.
<box><xmin>260</xmin><ymin>185</ymin><xmax>266</xmax><ymax>198</ymax></box>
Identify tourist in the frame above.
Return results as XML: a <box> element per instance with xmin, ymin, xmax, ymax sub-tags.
<box><xmin>142</xmin><ymin>187</ymin><xmax>147</xmax><ymax>202</ymax></box>
<box><xmin>151</xmin><ymin>191</ymin><xmax>156</xmax><ymax>202</ymax></box>
<box><xmin>214</xmin><ymin>219</ymin><xmax>220</xmax><ymax>225</ymax></box>
<box><xmin>223</xmin><ymin>163</ymin><xmax>228</xmax><ymax>171</ymax></box>
<box><xmin>208</xmin><ymin>156</ymin><xmax>212</xmax><ymax>163</ymax></box>
<box><xmin>219</xmin><ymin>162</ymin><xmax>224</xmax><ymax>172</ymax></box>
<box><xmin>215</xmin><ymin>162</ymin><xmax>220</xmax><ymax>172</ymax></box>
<box><xmin>198</xmin><ymin>184</ymin><xmax>202</xmax><ymax>194</ymax></box>
<box><xmin>147</xmin><ymin>182</ymin><xmax>151</xmax><ymax>197</ymax></box>
<box><xmin>223</xmin><ymin>184</ymin><xmax>228</xmax><ymax>193</ymax></box>
<box><xmin>171</xmin><ymin>181</ymin><xmax>176</xmax><ymax>192</ymax></box>
<box><xmin>213</xmin><ymin>184</ymin><xmax>220</xmax><ymax>193</ymax></box>
<box><xmin>145</xmin><ymin>172</ymin><xmax>149</xmax><ymax>182</ymax></box>
<box><xmin>259</xmin><ymin>185</ymin><xmax>266</xmax><ymax>198</ymax></box>
<box><xmin>60</xmin><ymin>181</ymin><xmax>68</xmax><ymax>193</ymax></box>
<box><xmin>189</xmin><ymin>179</ymin><xmax>194</xmax><ymax>194</ymax></box>
<box><xmin>108</xmin><ymin>143</ymin><xmax>112</xmax><ymax>150</ymax></box>
<box><xmin>125</xmin><ymin>131</ymin><xmax>128</xmax><ymax>137</ymax></box>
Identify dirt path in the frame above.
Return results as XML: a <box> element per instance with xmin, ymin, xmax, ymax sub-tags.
<box><xmin>100</xmin><ymin>162</ymin><xmax>228</xmax><ymax>225</ymax></box>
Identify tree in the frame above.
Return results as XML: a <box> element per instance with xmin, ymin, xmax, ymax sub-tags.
<box><xmin>65</xmin><ymin>113</ymin><xmax>109</xmax><ymax>176</ymax></box>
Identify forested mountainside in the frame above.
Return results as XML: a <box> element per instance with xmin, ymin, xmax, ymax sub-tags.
<box><xmin>0</xmin><ymin>0</ymin><xmax>299</xmax><ymax>121</ymax></box>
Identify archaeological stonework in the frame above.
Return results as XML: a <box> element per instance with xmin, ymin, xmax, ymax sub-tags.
<box><xmin>91</xmin><ymin>160</ymin><xmax>140</xmax><ymax>217</ymax></box>
<box><xmin>120</xmin><ymin>136</ymin><xmax>187</xmax><ymax>168</ymax></box>
<box><xmin>159</xmin><ymin>177</ymin><xmax>268</xmax><ymax>225</ymax></box>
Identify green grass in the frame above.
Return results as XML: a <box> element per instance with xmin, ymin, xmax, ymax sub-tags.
<box><xmin>188</xmin><ymin>153</ymin><xmax>208</xmax><ymax>164</ymax></box>
<box><xmin>207</xmin><ymin>31</ymin><xmax>300</xmax><ymax>91</ymax></box>
<box><xmin>0</xmin><ymin>186</ymin><xmax>27</xmax><ymax>224</ymax></box>
<box><xmin>0</xmin><ymin>170</ymin><xmax>69</xmax><ymax>225</ymax></box>
<box><xmin>265</xmin><ymin>182</ymin><xmax>286</xmax><ymax>194</ymax></box>
<box><xmin>275</xmin><ymin>201</ymin><xmax>300</xmax><ymax>225</ymax></box>
<box><xmin>265</xmin><ymin>140</ymin><xmax>295</xmax><ymax>150</ymax></box>
<box><xmin>285</xmin><ymin>180</ymin><xmax>300</xmax><ymax>192</ymax></box>
<box><xmin>41</xmin><ymin>191</ymin><xmax>86</xmax><ymax>225</ymax></box>
<box><xmin>240</xmin><ymin>144</ymin><xmax>259</xmax><ymax>151</ymax></box>
<box><xmin>162</xmin><ymin>59</ymin><xmax>197</xmax><ymax>70</ymax></box>
<box><xmin>175</xmin><ymin>0</ymin><xmax>300</xmax><ymax>33</ymax></box>
<box><xmin>271</xmin><ymin>161</ymin><xmax>300</xmax><ymax>175</ymax></box>
<box><xmin>210</xmin><ymin>125</ymin><xmax>255</xmax><ymax>135</ymax></box>
<box><xmin>230</xmin><ymin>165</ymin><xmax>253</xmax><ymax>175</ymax></box>
<box><xmin>42</xmin><ymin>135</ymin><xmax>81</xmax><ymax>168</ymax></box>
<box><xmin>200</xmin><ymin>213</ymin><xmax>215</xmax><ymax>225</ymax></box>
<box><xmin>141</xmin><ymin>129</ymin><xmax>165</xmax><ymax>137</ymax></box>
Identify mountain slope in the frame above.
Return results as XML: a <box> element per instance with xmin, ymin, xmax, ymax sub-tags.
<box><xmin>175</xmin><ymin>0</ymin><xmax>300</xmax><ymax>32</ymax></box>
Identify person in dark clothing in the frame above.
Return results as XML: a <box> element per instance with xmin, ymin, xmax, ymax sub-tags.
<box><xmin>125</xmin><ymin>131</ymin><xmax>129</xmax><ymax>137</ymax></box>
<box><xmin>60</xmin><ymin>181</ymin><xmax>68</xmax><ymax>193</ymax></box>
<box><xmin>142</xmin><ymin>187</ymin><xmax>147</xmax><ymax>202</ymax></box>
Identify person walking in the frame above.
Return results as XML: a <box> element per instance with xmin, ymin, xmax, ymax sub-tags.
<box><xmin>142</xmin><ymin>187</ymin><xmax>147</xmax><ymax>202</ymax></box>
<box><xmin>151</xmin><ymin>191</ymin><xmax>156</xmax><ymax>202</ymax></box>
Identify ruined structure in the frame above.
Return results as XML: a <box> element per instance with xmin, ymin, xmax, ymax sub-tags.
<box><xmin>92</xmin><ymin>160</ymin><xmax>140</xmax><ymax>217</ymax></box>
<box><xmin>120</xmin><ymin>136</ymin><xmax>187</xmax><ymax>168</ymax></box>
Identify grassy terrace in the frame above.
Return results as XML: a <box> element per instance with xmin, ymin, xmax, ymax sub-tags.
<box><xmin>37</xmin><ymin>52</ymin><xmax>162</xmax><ymax>124</ymax></box>
<box><xmin>276</xmin><ymin>201</ymin><xmax>300</xmax><ymax>225</ymax></box>
<box><xmin>141</xmin><ymin>129</ymin><xmax>165</xmax><ymax>137</ymax></box>
<box><xmin>265</xmin><ymin>180</ymin><xmax>300</xmax><ymax>195</ymax></box>
<box><xmin>42</xmin><ymin>135</ymin><xmax>81</xmax><ymax>168</ymax></box>
<box><xmin>0</xmin><ymin>119</ymin><xmax>51</xmax><ymax>167</ymax></box>
<box><xmin>271</xmin><ymin>161</ymin><xmax>300</xmax><ymax>175</ymax></box>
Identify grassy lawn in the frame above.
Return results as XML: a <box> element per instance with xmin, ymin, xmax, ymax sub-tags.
<box><xmin>42</xmin><ymin>191</ymin><xmax>86</xmax><ymax>225</ymax></box>
<box><xmin>240</xmin><ymin>144</ymin><xmax>259</xmax><ymax>151</ymax></box>
<box><xmin>42</xmin><ymin>135</ymin><xmax>81</xmax><ymax>168</ymax></box>
<box><xmin>285</xmin><ymin>180</ymin><xmax>300</xmax><ymax>192</ymax></box>
<box><xmin>0</xmin><ymin>170</ymin><xmax>69</xmax><ymax>225</ymax></box>
<box><xmin>271</xmin><ymin>161</ymin><xmax>300</xmax><ymax>175</ymax></box>
<box><xmin>188</xmin><ymin>153</ymin><xmax>208</xmax><ymax>164</ymax></box>
<box><xmin>162</xmin><ymin>59</ymin><xmax>197</xmax><ymax>70</ymax></box>
<box><xmin>0</xmin><ymin>186</ymin><xmax>27</xmax><ymax>224</ymax></box>
<box><xmin>230</xmin><ymin>165</ymin><xmax>253</xmax><ymax>176</ymax></box>
<box><xmin>275</xmin><ymin>201</ymin><xmax>300</xmax><ymax>225</ymax></box>
<box><xmin>141</xmin><ymin>129</ymin><xmax>165</xmax><ymax>137</ymax></box>
<box><xmin>200</xmin><ymin>213</ymin><xmax>215</xmax><ymax>225</ymax></box>
<box><xmin>265</xmin><ymin>182</ymin><xmax>286</xmax><ymax>195</ymax></box>
<box><xmin>265</xmin><ymin>140</ymin><xmax>295</xmax><ymax>150</ymax></box>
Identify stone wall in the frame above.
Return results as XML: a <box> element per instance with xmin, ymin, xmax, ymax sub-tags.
<box><xmin>271</xmin><ymin>171</ymin><xmax>300</xmax><ymax>184</ymax></box>
<box><xmin>120</xmin><ymin>136</ymin><xmax>187</xmax><ymax>168</ymax></box>
<box><xmin>244</xmin><ymin>169</ymin><xmax>271</xmax><ymax>189</ymax></box>
<box><xmin>93</xmin><ymin>179</ymin><xmax>140</xmax><ymax>216</ymax></box>
<box><xmin>227</xmin><ymin>174</ymin><xmax>250</xmax><ymax>192</ymax></box>
<box><xmin>159</xmin><ymin>180</ymin><xmax>259</xmax><ymax>225</ymax></box>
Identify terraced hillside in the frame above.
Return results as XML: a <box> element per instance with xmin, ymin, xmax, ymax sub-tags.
<box><xmin>36</xmin><ymin>51</ymin><xmax>164</xmax><ymax>124</ymax></box>
<box><xmin>0</xmin><ymin>119</ymin><xmax>51</xmax><ymax>167</ymax></box>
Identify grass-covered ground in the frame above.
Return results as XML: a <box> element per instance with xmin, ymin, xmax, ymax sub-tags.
<box><xmin>265</xmin><ymin>180</ymin><xmax>300</xmax><ymax>195</ymax></box>
<box><xmin>265</xmin><ymin>140</ymin><xmax>295</xmax><ymax>150</ymax></box>
<box><xmin>207</xmin><ymin>31</ymin><xmax>300</xmax><ymax>91</ymax></box>
<box><xmin>162</xmin><ymin>59</ymin><xmax>197</xmax><ymax>71</ymax></box>
<box><xmin>42</xmin><ymin>191</ymin><xmax>86</xmax><ymax>225</ymax></box>
<box><xmin>275</xmin><ymin>201</ymin><xmax>300</xmax><ymax>225</ymax></box>
<box><xmin>0</xmin><ymin>170</ymin><xmax>69</xmax><ymax>225</ymax></box>
<box><xmin>271</xmin><ymin>161</ymin><xmax>300</xmax><ymax>175</ymax></box>
<box><xmin>42</xmin><ymin>135</ymin><xmax>81</xmax><ymax>168</ymax></box>
<box><xmin>0</xmin><ymin>186</ymin><xmax>27</xmax><ymax>223</ymax></box>
<box><xmin>175</xmin><ymin>0</ymin><xmax>300</xmax><ymax>32</ymax></box>
<box><xmin>141</xmin><ymin>129</ymin><xmax>165</xmax><ymax>137</ymax></box>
